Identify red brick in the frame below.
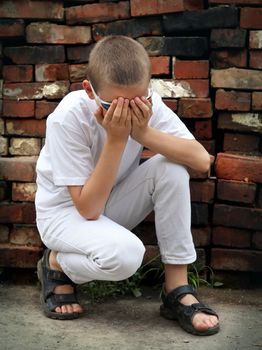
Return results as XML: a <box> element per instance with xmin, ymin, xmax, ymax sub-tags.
<box><xmin>4</xmin><ymin>46</ymin><xmax>65</xmax><ymax>64</ymax></box>
<box><xmin>163</xmin><ymin>99</ymin><xmax>178</xmax><ymax>111</ymax></box>
<box><xmin>6</xmin><ymin>119</ymin><xmax>46</xmax><ymax>137</ymax></box>
<box><xmin>210</xmin><ymin>49</ymin><xmax>247</xmax><ymax>68</ymax></box>
<box><xmin>12</xmin><ymin>182</ymin><xmax>37</xmax><ymax>202</ymax></box>
<box><xmin>3</xmin><ymin>82</ymin><xmax>69</xmax><ymax>100</ymax></box>
<box><xmin>190</xmin><ymin>180</ymin><xmax>215</xmax><ymax>203</ymax></box>
<box><xmin>210</xmin><ymin>0</ymin><xmax>261</xmax><ymax>3</ymax></box>
<box><xmin>0</xmin><ymin>157</ymin><xmax>37</xmax><ymax>182</ymax></box>
<box><xmin>0</xmin><ymin>182</ymin><xmax>8</xmax><ymax>201</ymax></box>
<box><xmin>249</xmin><ymin>31</ymin><xmax>262</xmax><ymax>49</ymax></box>
<box><xmin>70</xmin><ymin>82</ymin><xmax>82</xmax><ymax>92</ymax></box>
<box><xmin>252</xmin><ymin>231</ymin><xmax>262</xmax><ymax>250</ymax></box>
<box><xmin>35</xmin><ymin>101</ymin><xmax>58</xmax><ymax>119</ymax></box>
<box><xmin>188</xmin><ymin>168</ymin><xmax>209</xmax><ymax>180</ymax></box>
<box><xmin>0</xmin><ymin>225</ymin><xmax>9</xmax><ymax>243</ymax></box>
<box><xmin>3</xmin><ymin>65</ymin><xmax>33</xmax><ymax>82</ymax></box>
<box><xmin>66</xmin><ymin>1</ymin><xmax>130</xmax><ymax>24</ymax></box>
<box><xmin>131</xmin><ymin>0</ymin><xmax>203</xmax><ymax>16</ymax></box>
<box><xmin>0</xmin><ymin>1</ymin><xmax>64</xmax><ymax>20</ymax></box>
<box><xmin>0</xmin><ymin>19</ymin><xmax>24</xmax><ymax>37</ymax></box>
<box><xmin>133</xmin><ymin>222</ymin><xmax>157</xmax><ymax>245</ymax></box>
<box><xmin>67</xmin><ymin>44</ymin><xmax>94</xmax><ymax>63</ymax></box>
<box><xmin>199</xmin><ymin>140</ymin><xmax>216</xmax><ymax>155</ymax></box>
<box><xmin>194</xmin><ymin>120</ymin><xmax>212</xmax><ymax>139</ymax></box>
<box><xmin>9</xmin><ymin>225</ymin><xmax>41</xmax><ymax>247</ymax></box>
<box><xmin>211</xmin><ymin>68</ymin><xmax>262</xmax><ymax>90</ymax></box>
<box><xmin>217</xmin><ymin>179</ymin><xmax>256</xmax><ymax>204</ymax></box>
<box><xmin>223</xmin><ymin>133</ymin><xmax>260</xmax><ymax>153</ymax></box>
<box><xmin>69</xmin><ymin>64</ymin><xmax>89</xmax><ymax>82</ymax></box>
<box><xmin>213</xmin><ymin>204</ymin><xmax>262</xmax><ymax>231</ymax></box>
<box><xmin>258</xmin><ymin>186</ymin><xmax>262</xmax><ymax>208</ymax></box>
<box><xmin>192</xmin><ymin>227</ymin><xmax>211</xmax><ymax>247</ymax></box>
<box><xmin>0</xmin><ymin>243</ymin><xmax>42</xmax><ymax>268</ymax></box>
<box><xmin>212</xmin><ymin>226</ymin><xmax>251</xmax><ymax>248</ymax></box>
<box><xmin>215</xmin><ymin>89</ymin><xmax>251</xmax><ymax>111</ymax></box>
<box><xmin>26</xmin><ymin>23</ymin><xmax>92</xmax><ymax>45</ymax></box>
<box><xmin>216</xmin><ymin>153</ymin><xmax>262</xmax><ymax>183</ymax></box>
<box><xmin>178</xmin><ymin>98</ymin><xmax>212</xmax><ymax>118</ymax></box>
<box><xmin>191</xmin><ymin>203</ymin><xmax>209</xmax><ymax>226</ymax></box>
<box><xmin>211</xmin><ymin>248</ymin><xmax>262</xmax><ymax>272</ymax></box>
<box><xmin>150</xmin><ymin>57</ymin><xmax>170</xmax><ymax>76</ymax></box>
<box><xmin>35</xmin><ymin>64</ymin><xmax>69</xmax><ymax>82</ymax></box>
<box><xmin>240</xmin><ymin>8</ymin><xmax>262</xmax><ymax>29</ymax></box>
<box><xmin>3</xmin><ymin>100</ymin><xmax>35</xmax><ymax>118</ymax></box>
<box><xmin>0</xmin><ymin>202</ymin><xmax>35</xmax><ymax>224</ymax></box>
<box><xmin>249</xmin><ymin>51</ymin><xmax>262</xmax><ymax>69</ymax></box>
<box><xmin>252</xmin><ymin>92</ymin><xmax>262</xmax><ymax>110</ymax></box>
<box><xmin>176</xmin><ymin>80</ymin><xmax>209</xmax><ymax>98</ymax></box>
<box><xmin>173</xmin><ymin>60</ymin><xmax>209</xmax><ymax>79</ymax></box>
<box><xmin>218</xmin><ymin>112</ymin><xmax>262</xmax><ymax>134</ymax></box>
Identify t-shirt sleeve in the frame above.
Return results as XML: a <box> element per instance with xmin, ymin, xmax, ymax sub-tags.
<box><xmin>46</xmin><ymin>119</ymin><xmax>94</xmax><ymax>186</ymax></box>
<box><xmin>150</xmin><ymin>92</ymin><xmax>195</xmax><ymax>140</ymax></box>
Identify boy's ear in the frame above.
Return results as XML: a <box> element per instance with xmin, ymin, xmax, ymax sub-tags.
<box><xmin>82</xmin><ymin>80</ymin><xmax>95</xmax><ymax>99</ymax></box>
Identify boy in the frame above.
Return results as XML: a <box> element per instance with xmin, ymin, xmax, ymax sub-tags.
<box><xmin>35</xmin><ymin>36</ymin><xmax>219</xmax><ymax>336</ymax></box>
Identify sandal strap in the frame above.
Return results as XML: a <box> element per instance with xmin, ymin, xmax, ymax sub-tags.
<box><xmin>46</xmin><ymin>293</ymin><xmax>79</xmax><ymax>312</ymax></box>
<box><xmin>44</xmin><ymin>268</ymin><xmax>75</xmax><ymax>285</ymax></box>
<box><xmin>190</xmin><ymin>303</ymin><xmax>219</xmax><ymax>318</ymax></box>
<box><xmin>162</xmin><ymin>284</ymin><xmax>197</xmax><ymax>305</ymax></box>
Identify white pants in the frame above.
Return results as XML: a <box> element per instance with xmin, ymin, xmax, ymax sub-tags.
<box><xmin>36</xmin><ymin>155</ymin><xmax>196</xmax><ymax>284</ymax></box>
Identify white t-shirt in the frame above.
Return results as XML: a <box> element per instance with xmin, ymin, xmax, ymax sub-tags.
<box><xmin>35</xmin><ymin>90</ymin><xmax>194</xmax><ymax>219</ymax></box>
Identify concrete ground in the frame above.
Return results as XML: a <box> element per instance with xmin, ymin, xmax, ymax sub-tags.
<box><xmin>0</xmin><ymin>282</ymin><xmax>262</xmax><ymax>350</ymax></box>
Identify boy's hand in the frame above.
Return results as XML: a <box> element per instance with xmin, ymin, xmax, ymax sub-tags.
<box><xmin>95</xmin><ymin>97</ymin><xmax>131</xmax><ymax>143</ymax></box>
<box><xmin>130</xmin><ymin>96</ymin><xmax>152</xmax><ymax>142</ymax></box>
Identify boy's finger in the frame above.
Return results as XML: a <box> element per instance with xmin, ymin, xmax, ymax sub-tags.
<box><xmin>112</xmin><ymin>97</ymin><xmax>124</xmax><ymax>120</ymax></box>
<box><xmin>134</xmin><ymin>97</ymin><xmax>151</xmax><ymax>115</ymax></box>
<box><xmin>104</xmin><ymin>99</ymin><xmax>117</xmax><ymax>122</ymax></box>
<box><xmin>120</xmin><ymin>99</ymin><xmax>129</xmax><ymax>124</ymax></box>
<box><xmin>94</xmin><ymin>107</ymin><xmax>104</xmax><ymax>124</ymax></box>
<box><xmin>130</xmin><ymin>99</ymin><xmax>143</xmax><ymax>119</ymax></box>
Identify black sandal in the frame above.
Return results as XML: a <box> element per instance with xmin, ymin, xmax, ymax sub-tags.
<box><xmin>37</xmin><ymin>249</ymin><xmax>81</xmax><ymax>320</ymax></box>
<box><xmin>160</xmin><ymin>284</ymin><xmax>219</xmax><ymax>336</ymax></box>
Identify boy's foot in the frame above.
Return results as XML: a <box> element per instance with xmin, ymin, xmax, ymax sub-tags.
<box><xmin>160</xmin><ymin>284</ymin><xmax>219</xmax><ymax>336</ymax></box>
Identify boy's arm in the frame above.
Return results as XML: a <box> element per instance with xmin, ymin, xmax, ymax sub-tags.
<box><xmin>130</xmin><ymin>97</ymin><xmax>210</xmax><ymax>173</ymax></box>
<box><xmin>68</xmin><ymin>98</ymin><xmax>131</xmax><ymax>220</ymax></box>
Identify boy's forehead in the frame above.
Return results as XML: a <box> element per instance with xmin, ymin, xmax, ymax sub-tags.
<box><xmin>98</xmin><ymin>82</ymin><xmax>149</xmax><ymax>101</ymax></box>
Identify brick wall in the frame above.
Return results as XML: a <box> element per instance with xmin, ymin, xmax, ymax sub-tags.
<box><xmin>0</xmin><ymin>0</ymin><xmax>261</xmax><ymax>283</ymax></box>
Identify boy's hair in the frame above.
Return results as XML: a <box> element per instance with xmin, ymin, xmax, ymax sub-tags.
<box><xmin>87</xmin><ymin>36</ymin><xmax>151</xmax><ymax>92</ymax></box>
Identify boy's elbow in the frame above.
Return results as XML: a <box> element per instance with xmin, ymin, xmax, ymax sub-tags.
<box><xmin>199</xmin><ymin>153</ymin><xmax>211</xmax><ymax>173</ymax></box>
<box><xmin>78</xmin><ymin>206</ymin><xmax>102</xmax><ymax>221</ymax></box>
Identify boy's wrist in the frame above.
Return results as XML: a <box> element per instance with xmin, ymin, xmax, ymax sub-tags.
<box><xmin>132</xmin><ymin>126</ymin><xmax>152</xmax><ymax>145</ymax></box>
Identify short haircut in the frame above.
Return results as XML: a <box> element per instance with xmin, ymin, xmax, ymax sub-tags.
<box><xmin>87</xmin><ymin>36</ymin><xmax>151</xmax><ymax>92</ymax></box>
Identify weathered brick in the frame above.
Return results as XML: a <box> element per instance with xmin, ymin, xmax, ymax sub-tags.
<box><xmin>249</xmin><ymin>51</ymin><xmax>262</xmax><ymax>69</ymax></box>
<box><xmin>252</xmin><ymin>231</ymin><xmax>262</xmax><ymax>250</ymax></box>
<box><xmin>12</xmin><ymin>182</ymin><xmax>37</xmax><ymax>202</ymax></box>
<box><xmin>191</xmin><ymin>203</ymin><xmax>209</xmax><ymax>226</ymax></box>
<box><xmin>252</xmin><ymin>92</ymin><xmax>262</xmax><ymax>110</ymax></box>
<box><xmin>0</xmin><ymin>225</ymin><xmax>9</xmax><ymax>243</ymax></box>
<box><xmin>249</xmin><ymin>31</ymin><xmax>262</xmax><ymax>49</ymax></box>
<box><xmin>131</xmin><ymin>0</ymin><xmax>203</xmax><ymax>16</ymax></box>
<box><xmin>0</xmin><ymin>1</ymin><xmax>64</xmax><ymax>20</ymax></box>
<box><xmin>200</xmin><ymin>140</ymin><xmax>216</xmax><ymax>155</ymax></box>
<box><xmin>192</xmin><ymin>227</ymin><xmax>211</xmax><ymax>247</ymax></box>
<box><xmin>178</xmin><ymin>98</ymin><xmax>212</xmax><ymax>118</ymax></box>
<box><xmin>9</xmin><ymin>137</ymin><xmax>41</xmax><ymax>156</ymax></box>
<box><xmin>69</xmin><ymin>64</ymin><xmax>89</xmax><ymax>82</ymax></box>
<box><xmin>240</xmin><ymin>7</ymin><xmax>262</xmax><ymax>29</ymax></box>
<box><xmin>217</xmin><ymin>112</ymin><xmax>262</xmax><ymax>134</ymax></box>
<box><xmin>3</xmin><ymin>100</ymin><xmax>35</xmax><ymax>117</ymax></box>
<box><xmin>137</xmin><ymin>37</ymin><xmax>208</xmax><ymax>57</ymax></box>
<box><xmin>163</xmin><ymin>7</ymin><xmax>238</xmax><ymax>33</ymax></box>
<box><xmin>0</xmin><ymin>181</ymin><xmax>8</xmax><ymax>201</ymax></box>
<box><xmin>6</xmin><ymin>119</ymin><xmax>46</xmax><ymax>137</ymax></box>
<box><xmin>9</xmin><ymin>225</ymin><xmax>41</xmax><ymax>246</ymax></box>
<box><xmin>0</xmin><ymin>119</ymin><xmax>3</xmax><ymax>136</ymax></box>
<box><xmin>150</xmin><ymin>57</ymin><xmax>170</xmax><ymax>76</ymax></box>
<box><xmin>35</xmin><ymin>64</ymin><xmax>69</xmax><ymax>82</ymax></box>
<box><xmin>0</xmin><ymin>19</ymin><xmax>24</xmax><ymax>37</ymax></box>
<box><xmin>67</xmin><ymin>44</ymin><xmax>94</xmax><ymax>63</ymax></box>
<box><xmin>93</xmin><ymin>18</ymin><xmax>162</xmax><ymax>41</ymax></box>
<box><xmin>211</xmin><ymin>68</ymin><xmax>262</xmax><ymax>90</ymax></box>
<box><xmin>223</xmin><ymin>133</ymin><xmax>260</xmax><ymax>153</ymax></box>
<box><xmin>0</xmin><ymin>243</ymin><xmax>42</xmax><ymax>268</ymax></box>
<box><xmin>0</xmin><ymin>156</ymin><xmax>37</xmax><ymax>181</ymax></box>
<box><xmin>35</xmin><ymin>101</ymin><xmax>58</xmax><ymax>119</ymax></box>
<box><xmin>151</xmin><ymin>79</ymin><xmax>195</xmax><ymax>98</ymax></box>
<box><xmin>212</xmin><ymin>226</ymin><xmax>251</xmax><ymax>249</ymax></box>
<box><xmin>178</xmin><ymin>80</ymin><xmax>209</xmax><ymax>98</ymax></box>
<box><xmin>211</xmin><ymin>248</ymin><xmax>262</xmax><ymax>272</ymax></box>
<box><xmin>4</xmin><ymin>46</ymin><xmax>65</xmax><ymax>64</ymax></box>
<box><xmin>216</xmin><ymin>153</ymin><xmax>262</xmax><ymax>183</ymax></box>
<box><xmin>66</xmin><ymin>1</ymin><xmax>130</xmax><ymax>24</ymax></box>
<box><xmin>0</xmin><ymin>202</ymin><xmax>36</xmax><ymax>224</ymax></box>
<box><xmin>215</xmin><ymin>89</ymin><xmax>251</xmax><ymax>111</ymax></box>
<box><xmin>190</xmin><ymin>180</ymin><xmax>215</xmax><ymax>203</ymax></box>
<box><xmin>209</xmin><ymin>0</ymin><xmax>262</xmax><ymax>4</ymax></box>
<box><xmin>173</xmin><ymin>60</ymin><xmax>209</xmax><ymax>79</ymax></box>
<box><xmin>0</xmin><ymin>136</ymin><xmax>8</xmax><ymax>155</ymax></box>
<box><xmin>163</xmin><ymin>99</ymin><xmax>178</xmax><ymax>111</ymax></box>
<box><xmin>3</xmin><ymin>65</ymin><xmax>33</xmax><ymax>82</ymax></box>
<box><xmin>26</xmin><ymin>22</ymin><xmax>91</xmax><ymax>44</ymax></box>
<box><xmin>217</xmin><ymin>180</ymin><xmax>256</xmax><ymax>204</ymax></box>
<box><xmin>194</xmin><ymin>120</ymin><xmax>212</xmax><ymax>139</ymax></box>
<box><xmin>210</xmin><ymin>29</ymin><xmax>246</xmax><ymax>48</ymax></box>
<box><xmin>210</xmin><ymin>49</ymin><xmax>247</xmax><ymax>68</ymax></box>
<box><xmin>133</xmin><ymin>222</ymin><xmax>156</xmax><ymax>245</ymax></box>
<box><xmin>4</xmin><ymin>81</ymin><xmax>69</xmax><ymax>100</ymax></box>
<box><xmin>70</xmin><ymin>83</ymin><xmax>82</xmax><ymax>92</ymax></box>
